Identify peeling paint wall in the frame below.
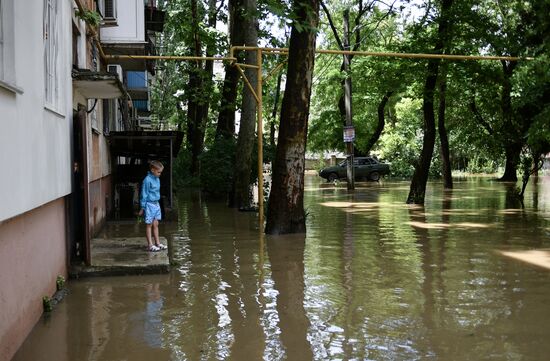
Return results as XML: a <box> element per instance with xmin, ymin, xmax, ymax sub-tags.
<box><xmin>89</xmin><ymin>175</ymin><xmax>112</xmax><ymax>237</ymax></box>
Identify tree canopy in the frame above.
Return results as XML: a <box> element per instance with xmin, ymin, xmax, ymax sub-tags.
<box><xmin>151</xmin><ymin>0</ymin><xmax>550</xmax><ymax>230</ymax></box>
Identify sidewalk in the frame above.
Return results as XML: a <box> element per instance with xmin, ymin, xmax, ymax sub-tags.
<box><xmin>70</xmin><ymin>236</ymin><xmax>170</xmax><ymax>277</ymax></box>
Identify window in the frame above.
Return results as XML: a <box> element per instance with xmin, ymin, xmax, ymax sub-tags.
<box><xmin>0</xmin><ymin>0</ymin><xmax>20</xmax><ymax>93</ymax></box>
<box><xmin>44</xmin><ymin>0</ymin><xmax>62</xmax><ymax>109</ymax></box>
<box><xmin>0</xmin><ymin>0</ymin><xmax>4</xmax><ymax>80</ymax></box>
<box><xmin>89</xmin><ymin>99</ymin><xmax>98</xmax><ymax>131</ymax></box>
<box><xmin>98</xmin><ymin>0</ymin><xmax>117</xmax><ymax>24</ymax></box>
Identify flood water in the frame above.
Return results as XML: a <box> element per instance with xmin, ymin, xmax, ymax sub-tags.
<box><xmin>14</xmin><ymin>176</ymin><xmax>550</xmax><ymax>360</ymax></box>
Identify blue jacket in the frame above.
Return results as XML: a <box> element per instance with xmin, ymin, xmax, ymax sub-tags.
<box><xmin>140</xmin><ymin>171</ymin><xmax>161</xmax><ymax>209</ymax></box>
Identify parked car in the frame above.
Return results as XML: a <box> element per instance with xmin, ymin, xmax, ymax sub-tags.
<box><xmin>319</xmin><ymin>156</ymin><xmax>390</xmax><ymax>182</ymax></box>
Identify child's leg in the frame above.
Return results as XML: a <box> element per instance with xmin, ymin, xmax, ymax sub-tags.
<box><xmin>146</xmin><ymin>224</ymin><xmax>153</xmax><ymax>248</ymax></box>
<box><xmin>153</xmin><ymin>219</ymin><xmax>160</xmax><ymax>245</ymax></box>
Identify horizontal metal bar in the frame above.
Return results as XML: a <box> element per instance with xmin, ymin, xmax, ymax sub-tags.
<box><xmin>234</xmin><ymin>62</ymin><xmax>259</xmax><ymax>69</ymax></box>
<box><xmin>106</xmin><ymin>55</ymin><xmax>237</xmax><ymax>62</ymax></box>
<box><xmin>229</xmin><ymin>46</ymin><xmax>533</xmax><ymax>61</ymax></box>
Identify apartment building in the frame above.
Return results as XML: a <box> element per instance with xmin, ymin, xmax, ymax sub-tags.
<box><xmin>0</xmin><ymin>1</ymin><xmax>171</xmax><ymax>359</ymax></box>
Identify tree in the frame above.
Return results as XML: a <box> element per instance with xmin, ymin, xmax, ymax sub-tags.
<box><xmin>265</xmin><ymin>0</ymin><xmax>320</xmax><ymax>234</ymax></box>
<box><xmin>230</xmin><ymin>0</ymin><xmax>259</xmax><ymax>208</ymax></box>
<box><xmin>215</xmin><ymin>0</ymin><xmax>243</xmax><ymax>139</ymax></box>
<box><xmin>470</xmin><ymin>0</ymin><xmax>546</xmax><ymax>181</ymax></box>
<box><xmin>407</xmin><ymin>0</ymin><xmax>453</xmax><ymax>204</ymax></box>
<box><xmin>320</xmin><ymin>1</ymin><xmax>397</xmax><ymax>188</ymax></box>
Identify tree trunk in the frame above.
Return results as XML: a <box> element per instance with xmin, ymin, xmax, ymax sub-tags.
<box><xmin>500</xmin><ymin>142</ymin><xmax>521</xmax><ymax>181</ymax></box>
<box><xmin>438</xmin><ymin>62</ymin><xmax>452</xmax><ymax>189</ymax></box>
<box><xmin>187</xmin><ymin>66</ymin><xmax>206</xmax><ymax>177</ymax></box>
<box><xmin>215</xmin><ymin>0</ymin><xmax>243</xmax><ymax>139</ymax></box>
<box><xmin>231</xmin><ymin>0</ymin><xmax>258</xmax><ymax>209</ymax></box>
<box><xmin>407</xmin><ymin>0</ymin><xmax>453</xmax><ymax>204</ymax></box>
<box><xmin>265</xmin><ymin>0</ymin><xmax>319</xmax><ymax>234</ymax></box>
<box><xmin>187</xmin><ymin>0</ymin><xmax>206</xmax><ymax>177</ymax></box>
<box><xmin>365</xmin><ymin>91</ymin><xmax>393</xmax><ymax>154</ymax></box>
<box><xmin>407</xmin><ymin>61</ymin><xmax>439</xmax><ymax>204</ymax></box>
<box><xmin>202</xmin><ymin>0</ymin><xmax>218</xmax><ymax>120</ymax></box>
<box><xmin>499</xmin><ymin>61</ymin><xmax>520</xmax><ymax>182</ymax></box>
<box><xmin>270</xmin><ymin>72</ymin><xmax>283</xmax><ymax>147</ymax></box>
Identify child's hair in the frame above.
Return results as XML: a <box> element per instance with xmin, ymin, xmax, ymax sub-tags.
<box><xmin>149</xmin><ymin>160</ymin><xmax>164</xmax><ymax>170</ymax></box>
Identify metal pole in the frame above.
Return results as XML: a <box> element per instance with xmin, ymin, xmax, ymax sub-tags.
<box><xmin>170</xmin><ymin>139</ymin><xmax>173</xmax><ymax>208</ymax></box>
<box><xmin>257</xmin><ymin>49</ymin><xmax>264</xmax><ymax>227</ymax></box>
<box><xmin>343</xmin><ymin>10</ymin><xmax>354</xmax><ymax>190</ymax></box>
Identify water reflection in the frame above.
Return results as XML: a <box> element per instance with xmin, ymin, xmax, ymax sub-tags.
<box><xmin>13</xmin><ymin>176</ymin><xmax>550</xmax><ymax>360</ymax></box>
<box><xmin>267</xmin><ymin>235</ymin><xmax>312</xmax><ymax>360</ymax></box>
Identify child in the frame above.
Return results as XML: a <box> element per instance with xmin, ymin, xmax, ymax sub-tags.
<box><xmin>139</xmin><ymin>160</ymin><xmax>168</xmax><ymax>252</ymax></box>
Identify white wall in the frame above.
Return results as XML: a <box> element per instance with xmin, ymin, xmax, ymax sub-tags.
<box><xmin>0</xmin><ymin>0</ymin><xmax>73</xmax><ymax>222</ymax></box>
<box><xmin>100</xmin><ymin>0</ymin><xmax>145</xmax><ymax>43</ymax></box>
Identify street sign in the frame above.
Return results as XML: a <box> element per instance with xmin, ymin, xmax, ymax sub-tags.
<box><xmin>343</xmin><ymin>126</ymin><xmax>355</xmax><ymax>142</ymax></box>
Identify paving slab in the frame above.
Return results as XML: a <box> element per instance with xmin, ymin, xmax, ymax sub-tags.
<box><xmin>70</xmin><ymin>237</ymin><xmax>170</xmax><ymax>277</ymax></box>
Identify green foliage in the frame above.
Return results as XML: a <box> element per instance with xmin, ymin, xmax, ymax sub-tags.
<box><xmin>75</xmin><ymin>9</ymin><xmax>101</xmax><ymax>27</ymax></box>
<box><xmin>42</xmin><ymin>296</ymin><xmax>52</xmax><ymax>313</ymax></box>
<box><xmin>377</xmin><ymin>98</ymin><xmax>423</xmax><ymax>178</ymax></box>
<box><xmin>199</xmin><ymin>137</ymin><xmax>236</xmax><ymax>197</ymax></box>
<box><xmin>173</xmin><ymin>149</ymin><xmax>199</xmax><ymax>189</ymax></box>
<box><xmin>156</xmin><ymin>0</ymin><xmax>550</xmax><ymax>193</ymax></box>
<box><xmin>56</xmin><ymin>276</ymin><xmax>65</xmax><ymax>291</ymax></box>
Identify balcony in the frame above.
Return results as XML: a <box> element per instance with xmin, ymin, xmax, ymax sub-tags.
<box><xmin>126</xmin><ymin>71</ymin><xmax>147</xmax><ymax>89</ymax></box>
<box><xmin>132</xmin><ymin>99</ymin><xmax>149</xmax><ymax>111</ymax></box>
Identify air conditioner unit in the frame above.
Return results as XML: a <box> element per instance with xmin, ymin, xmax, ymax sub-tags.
<box><xmin>100</xmin><ymin>0</ymin><xmax>117</xmax><ymax>23</ymax></box>
<box><xmin>107</xmin><ymin>64</ymin><xmax>123</xmax><ymax>81</ymax></box>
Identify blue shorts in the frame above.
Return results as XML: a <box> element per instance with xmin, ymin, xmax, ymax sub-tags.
<box><xmin>144</xmin><ymin>202</ymin><xmax>162</xmax><ymax>224</ymax></box>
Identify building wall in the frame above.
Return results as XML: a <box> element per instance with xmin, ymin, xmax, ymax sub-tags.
<box><xmin>0</xmin><ymin>198</ymin><xmax>68</xmax><ymax>361</ymax></box>
<box><xmin>74</xmin><ymin>88</ymin><xmax>112</xmax><ymax>240</ymax></box>
<box><xmin>89</xmin><ymin>174</ymin><xmax>113</xmax><ymax>236</ymax></box>
<box><xmin>0</xmin><ymin>1</ymin><xmax>73</xmax><ymax>359</ymax></box>
<box><xmin>0</xmin><ymin>0</ymin><xmax>73</xmax><ymax>222</ymax></box>
<box><xmin>100</xmin><ymin>0</ymin><xmax>145</xmax><ymax>43</ymax></box>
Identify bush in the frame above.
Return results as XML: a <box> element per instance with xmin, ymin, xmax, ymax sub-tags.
<box><xmin>199</xmin><ymin>137</ymin><xmax>236</xmax><ymax>197</ymax></box>
<box><xmin>173</xmin><ymin>149</ymin><xmax>200</xmax><ymax>189</ymax></box>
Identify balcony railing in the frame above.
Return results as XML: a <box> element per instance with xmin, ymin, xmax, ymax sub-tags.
<box><xmin>132</xmin><ymin>99</ymin><xmax>149</xmax><ymax>111</ymax></box>
<box><xmin>126</xmin><ymin>71</ymin><xmax>147</xmax><ymax>89</ymax></box>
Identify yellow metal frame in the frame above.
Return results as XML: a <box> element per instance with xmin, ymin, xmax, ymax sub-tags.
<box><xmin>105</xmin><ymin>47</ymin><xmax>531</xmax><ymax>227</ymax></box>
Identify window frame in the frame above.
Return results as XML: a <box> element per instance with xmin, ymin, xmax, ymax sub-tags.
<box><xmin>43</xmin><ymin>0</ymin><xmax>64</xmax><ymax>112</ymax></box>
<box><xmin>0</xmin><ymin>0</ymin><xmax>23</xmax><ymax>94</ymax></box>
<box><xmin>98</xmin><ymin>0</ymin><xmax>118</xmax><ymax>25</ymax></box>
<box><xmin>0</xmin><ymin>0</ymin><xmax>4</xmax><ymax>80</ymax></box>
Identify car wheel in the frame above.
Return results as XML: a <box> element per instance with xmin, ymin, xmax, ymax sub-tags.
<box><xmin>328</xmin><ymin>173</ymin><xmax>338</xmax><ymax>182</ymax></box>
<box><xmin>369</xmin><ymin>171</ymin><xmax>380</xmax><ymax>181</ymax></box>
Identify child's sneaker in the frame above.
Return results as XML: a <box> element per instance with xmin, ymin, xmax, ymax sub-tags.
<box><xmin>148</xmin><ymin>245</ymin><xmax>161</xmax><ymax>252</ymax></box>
<box><xmin>156</xmin><ymin>243</ymin><xmax>167</xmax><ymax>250</ymax></box>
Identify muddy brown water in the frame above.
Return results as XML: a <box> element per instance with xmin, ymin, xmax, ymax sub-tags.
<box><xmin>14</xmin><ymin>176</ymin><xmax>550</xmax><ymax>360</ymax></box>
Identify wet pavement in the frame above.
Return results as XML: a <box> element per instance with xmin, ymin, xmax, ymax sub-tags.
<box><xmin>69</xmin><ymin>236</ymin><xmax>170</xmax><ymax>277</ymax></box>
<box><xmin>14</xmin><ymin>175</ymin><xmax>550</xmax><ymax>360</ymax></box>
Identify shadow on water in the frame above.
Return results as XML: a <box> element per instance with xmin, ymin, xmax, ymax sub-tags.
<box><xmin>13</xmin><ymin>176</ymin><xmax>550</xmax><ymax>360</ymax></box>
